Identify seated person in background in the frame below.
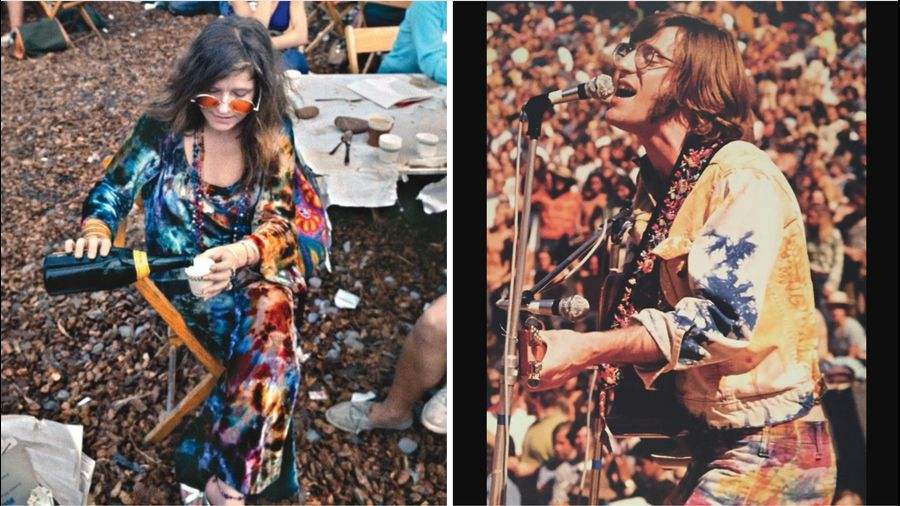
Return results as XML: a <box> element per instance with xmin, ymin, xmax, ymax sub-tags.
<box><xmin>326</xmin><ymin>295</ymin><xmax>447</xmax><ymax>434</ymax></box>
<box><xmin>827</xmin><ymin>291</ymin><xmax>866</xmax><ymax>362</ymax></box>
<box><xmin>224</xmin><ymin>1</ymin><xmax>310</xmax><ymax>73</ymax></box>
<box><xmin>363</xmin><ymin>0</ymin><xmax>408</xmax><ymax>27</ymax></box>
<box><xmin>377</xmin><ymin>1</ymin><xmax>446</xmax><ymax>85</ymax></box>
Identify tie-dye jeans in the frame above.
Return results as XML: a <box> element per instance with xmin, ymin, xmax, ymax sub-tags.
<box><xmin>667</xmin><ymin>419</ymin><xmax>837</xmax><ymax>505</ymax></box>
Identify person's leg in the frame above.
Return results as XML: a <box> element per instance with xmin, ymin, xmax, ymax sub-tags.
<box><xmin>7</xmin><ymin>1</ymin><xmax>24</xmax><ymax>31</ymax></box>
<box><xmin>280</xmin><ymin>48</ymin><xmax>309</xmax><ymax>74</ymax></box>
<box><xmin>678</xmin><ymin>421</ymin><xmax>837</xmax><ymax>505</ymax></box>
<box><xmin>368</xmin><ymin>295</ymin><xmax>447</xmax><ymax>425</ymax></box>
<box><xmin>174</xmin><ymin>282</ymin><xmax>300</xmax><ymax>505</ymax></box>
<box><xmin>6</xmin><ymin>1</ymin><xmax>24</xmax><ymax>59</ymax></box>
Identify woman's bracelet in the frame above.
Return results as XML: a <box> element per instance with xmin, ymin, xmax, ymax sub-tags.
<box><xmin>240</xmin><ymin>239</ymin><xmax>259</xmax><ymax>266</ymax></box>
<box><xmin>226</xmin><ymin>243</ymin><xmax>248</xmax><ymax>269</ymax></box>
<box><xmin>81</xmin><ymin>218</ymin><xmax>112</xmax><ymax>239</ymax></box>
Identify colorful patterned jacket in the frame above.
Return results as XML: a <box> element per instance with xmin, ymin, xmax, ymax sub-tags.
<box><xmin>625</xmin><ymin>140</ymin><xmax>820</xmax><ymax>429</ymax></box>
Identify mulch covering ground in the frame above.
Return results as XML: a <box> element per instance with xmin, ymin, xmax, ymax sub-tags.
<box><xmin>1</xmin><ymin>3</ymin><xmax>446</xmax><ymax>504</ymax></box>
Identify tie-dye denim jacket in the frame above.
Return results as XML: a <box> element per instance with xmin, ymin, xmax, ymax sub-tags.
<box><xmin>626</xmin><ymin>140</ymin><xmax>820</xmax><ymax>429</ymax></box>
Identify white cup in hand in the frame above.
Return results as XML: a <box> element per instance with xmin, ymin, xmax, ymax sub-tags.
<box><xmin>185</xmin><ymin>256</ymin><xmax>215</xmax><ymax>298</ymax></box>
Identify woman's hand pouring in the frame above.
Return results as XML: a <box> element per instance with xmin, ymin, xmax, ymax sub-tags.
<box><xmin>195</xmin><ymin>240</ymin><xmax>259</xmax><ymax>299</ymax></box>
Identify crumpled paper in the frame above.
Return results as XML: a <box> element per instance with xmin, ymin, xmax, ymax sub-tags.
<box><xmin>1</xmin><ymin>416</ymin><xmax>95</xmax><ymax>506</ymax></box>
<box><xmin>416</xmin><ymin>177</ymin><xmax>447</xmax><ymax>215</ymax></box>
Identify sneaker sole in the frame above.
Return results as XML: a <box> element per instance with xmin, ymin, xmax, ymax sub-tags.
<box><xmin>420</xmin><ymin>415</ymin><xmax>446</xmax><ymax>434</ymax></box>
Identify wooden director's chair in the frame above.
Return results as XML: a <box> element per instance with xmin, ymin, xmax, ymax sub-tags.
<box><xmin>102</xmin><ymin>156</ymin><xmax>224</xmax><ymax>445</ymax></box>
<box><xmin>37</xmin><ymin>1</ymin><xmax>106</xmax><ymax>50</ymax></box>
<box><xmin>345</xmin><ymin>25</ymin><xmax>399</xmax><ymax>74</ymax></box>
<box><xmin>305</xmin><ymin>1</ymin><xmax>408</xmax><ymax>56</ymax></box>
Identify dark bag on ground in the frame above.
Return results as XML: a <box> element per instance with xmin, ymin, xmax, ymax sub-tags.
<box><xmin>19</xmin><ymin>5</ymin><xmax>107</xmax><ymax>57</ymax></box>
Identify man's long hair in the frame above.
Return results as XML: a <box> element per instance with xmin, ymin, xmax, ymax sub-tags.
<box><xmin>148</xmin><ymin>17</ymin><xmax>289</xmax><ymax>189</ymax></box>
<box><xmin>633</xmin><ymin>12</ymin><xmax>756</xmax><ymax>144</ymax></box>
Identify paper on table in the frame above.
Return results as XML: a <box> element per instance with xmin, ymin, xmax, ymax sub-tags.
<box><xmin>321</xmin><ymin>170</ymin><xmax>398</xmax><ymax>208</ymax></box>
<box><xmin>346</xmin><ymin>77</ymin><xmax>432</xmax><ymax>109</ymax></box>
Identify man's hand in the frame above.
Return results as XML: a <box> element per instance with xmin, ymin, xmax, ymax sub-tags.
<box><xmin>526</xmin><ymin>328</ymin><xmax>593</xmax><ymax>391</ymax></box>
<box><xmin>525</xmin><ymin>325</ymin><xmax>664</xmax><ymax>391</ymax></box>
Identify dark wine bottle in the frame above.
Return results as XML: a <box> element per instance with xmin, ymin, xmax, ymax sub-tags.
<box><xmin>43</xmin><ymin>247</ymin><xmax>193</xmax><ymax>296</ymax></box>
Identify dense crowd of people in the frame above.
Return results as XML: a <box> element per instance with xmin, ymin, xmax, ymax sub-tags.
<box><xmin>486</xmin><ymin>2</ymin><xmax>866</xmax><ymax>504</ymax></box>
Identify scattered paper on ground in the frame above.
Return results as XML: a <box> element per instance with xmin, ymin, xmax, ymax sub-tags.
<box><xmin>1</xmin><ymin>416</ymin><xmax>94</xmax><ymax>506</ymax></box>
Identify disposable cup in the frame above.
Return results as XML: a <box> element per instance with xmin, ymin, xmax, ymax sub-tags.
<box><xmin>367</xmin><ymin>114</ymin><xmax>394</xmax><ymax>147</ymax></box>
<box><xmin>416</xmin><ymin>133</ymin><xmax>439</xmax><ymax>158</ymax></box>
<box><xmin>185</xmin><ymin>256</ymin><xmax>215</xmax><ymax>297</ymax></box>
<box><xmin>378</xmin><ymin>134</ymin><xmax>402</xmax><ymax>163</ymax></box>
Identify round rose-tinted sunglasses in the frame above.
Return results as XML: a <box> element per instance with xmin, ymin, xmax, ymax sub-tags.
<box><xmin>191</xmin><ymin>91</ymin><xmax>261</xmax><ymax>114</ymax></box>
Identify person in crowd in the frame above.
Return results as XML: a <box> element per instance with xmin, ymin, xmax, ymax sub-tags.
<box><xmin>631</xmin><ymin>451</ymin><xmax>678</xmax><ymax>505</ymax></box>
<box><xmin>326</xmin><ymin>295</ymin><xmax>447</xmax><ymax>434</ymax></box>
<box><xmin>532</xmin><ymin>166</ymin><xmax>584</xmax><ymax>261</ymax></box>
<box><xmin>62</xmin><ymin>17</ymin><xmax>329</xmax><ymax>504</ymax></box>
<box><xmin>535</xmin><ymin>421</ymin><xmax>583</xmax><ymax>505</ymax></box>
<box><xmin>826</xmin><ymin>291</ymin><xmax>866</xmax><ymax>363</ymax></box>
<box><xmin>507</xmin><ymin>391</ymin><xmax>570</xmax><ymax>482</ymax></box>
<box><xmin>806</xmin><ymin>203</ymin><xmax>844</xmax><ymax>312</ymax></box>
<box><xmin>378</xmin><ymin>1</ymin><xmax>446</xmax><ymax>85</ymax></box>
<box><xmin>224</xmin><ymin>1</ymin><xmax>310</xmax><ymax>73</ymax></box>
<box><xmin>581</xmin><ymin>172</ymin><xmax>609</xmax><ymax>231</ymax></box>
<box><xmin>363</xmin><ymin>0</ymin><xmax>408</xmax><ymax>27</ymax></box>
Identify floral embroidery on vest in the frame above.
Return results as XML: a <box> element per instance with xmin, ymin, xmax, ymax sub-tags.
<box><xmin>611</xmin><ymin>136</ymin><xmax>725</xmax><ymax>330</ymax></box>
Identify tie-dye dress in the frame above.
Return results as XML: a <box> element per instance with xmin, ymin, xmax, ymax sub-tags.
<box><xmin>80</xmin><ymin>114</ymin><xmax>329</xmax><ymax>499</ymax></box>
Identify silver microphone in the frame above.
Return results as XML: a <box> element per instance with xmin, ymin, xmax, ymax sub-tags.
<box><xmin>547</xmin><ymin>74</ymin><xmax>615</xmax><ymax>105</ymax></box>
<box><xmin>497</xmin><ymin>294</ymin><xmax>591</xmax><ymax>321</ymax></box>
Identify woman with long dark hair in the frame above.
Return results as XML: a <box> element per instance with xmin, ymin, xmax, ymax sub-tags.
<box><xmin>62</xmin><ymin>16</ymin><xmax>329</xmax><ymax>504</ymax></box>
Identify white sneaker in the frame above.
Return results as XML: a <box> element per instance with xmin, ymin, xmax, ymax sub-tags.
<box><xmin>1</xmin><ymin>32</ymin><xmax>12</xmax><ymax>49</ymax></box>
<box><xmin>421</xmin><ymin>386</ymin><xmax>446</xmax><ymax>434</ymax></box>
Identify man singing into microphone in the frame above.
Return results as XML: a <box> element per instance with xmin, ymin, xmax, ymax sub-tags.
<box><xmin>532</xmin><ymin>11</ymin><xmax>835</xmax><ymax>504</ymax></box>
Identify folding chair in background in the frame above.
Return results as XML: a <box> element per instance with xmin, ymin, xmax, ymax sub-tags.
<box><xmin>344</xmin><ymin>24</ymin><xmax>399</xmax><ymax>74</ymax></box>
<box><xmin>37</xmin><ymin>1</ymin><xmax>106</xmax><ymax>50</ymax></box>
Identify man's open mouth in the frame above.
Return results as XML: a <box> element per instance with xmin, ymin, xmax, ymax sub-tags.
<box><xmin>615</xmin><ymin>81</ymin><xmax>637</xmax><ymax>98</ymax></box>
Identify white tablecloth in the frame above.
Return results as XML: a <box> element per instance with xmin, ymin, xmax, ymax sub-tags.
<box><xmin>284</xmin><ymin>73</ymin><xmax>447</xmax><ymax>209</ymax></box>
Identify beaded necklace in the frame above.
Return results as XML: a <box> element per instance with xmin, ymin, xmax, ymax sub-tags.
<box><xmin>611</xmin><ymin>135</ymin><xmax>726</xmax><ymax>329</ymax></box>
<box><xmin>189</xmin><ymin>127</ymin><xmax>255</xmax><ymax>251</ymax></box>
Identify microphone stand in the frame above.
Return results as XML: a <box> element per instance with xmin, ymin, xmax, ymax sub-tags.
<box><xmin>488</xmin><ymin>94</ymin><xmax>553</xmax><ymax>506</ymax></box>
